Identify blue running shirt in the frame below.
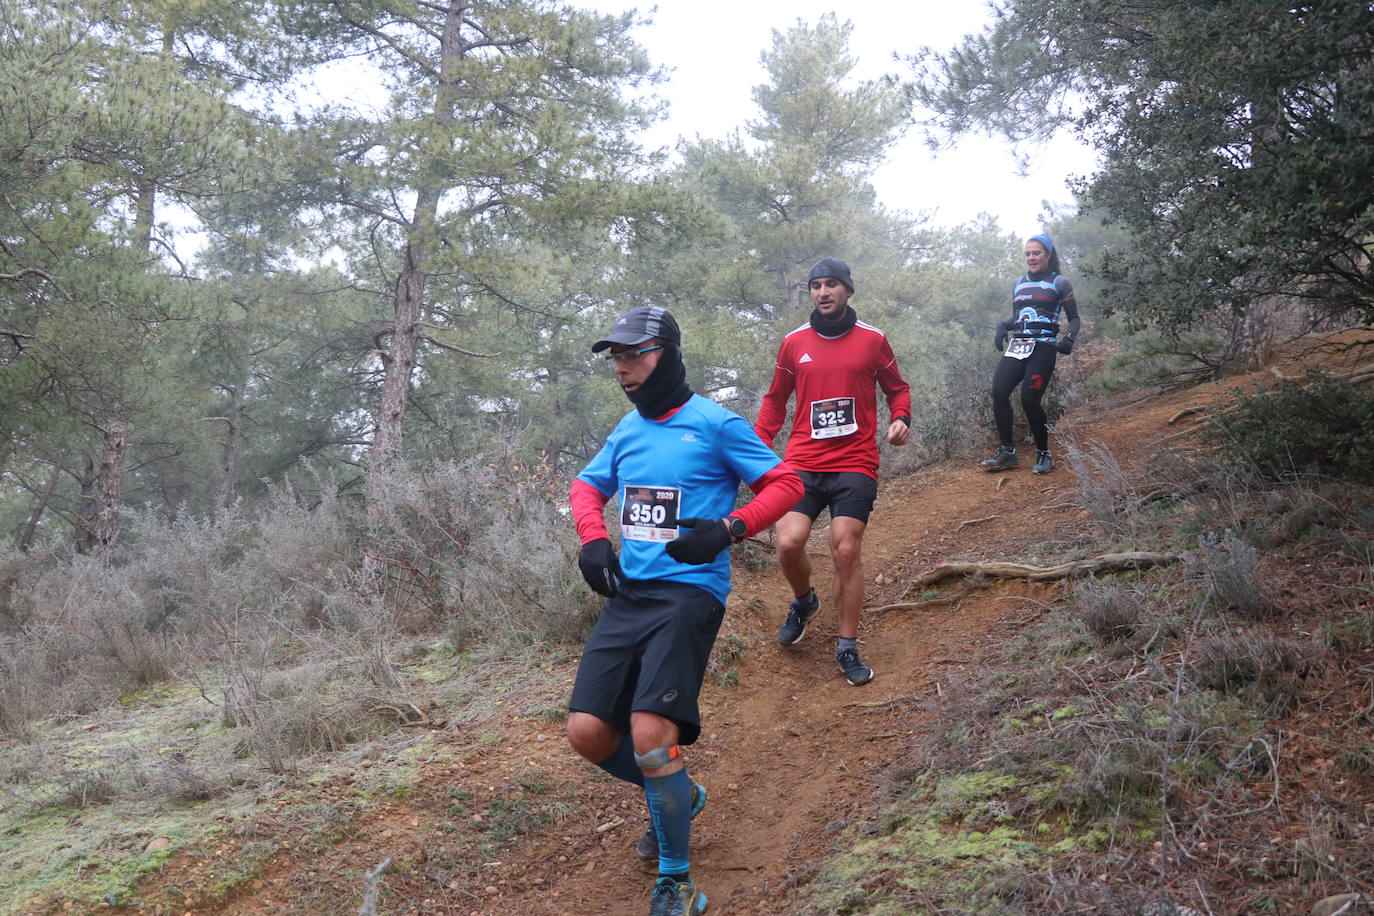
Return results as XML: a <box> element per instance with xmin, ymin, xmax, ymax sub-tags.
<box><xmin>577</xmin><ymin>394</ymin><xmax>782</xmax><ymax>603</ymax></box>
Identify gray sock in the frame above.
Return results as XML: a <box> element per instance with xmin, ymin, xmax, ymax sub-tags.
<box><xmin>837</xmin><ymin>637</ymin><xmax>857</xmax><ymax>656</ymax></box>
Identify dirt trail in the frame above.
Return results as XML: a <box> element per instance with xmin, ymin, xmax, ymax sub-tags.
<box><xmin>450</xmin><ymin>370</ymin><xmax>1242</xmax><ymax>915</ymax></box>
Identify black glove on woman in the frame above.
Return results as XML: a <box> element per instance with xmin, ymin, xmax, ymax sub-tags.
<box><xmin>1056</xmin><ymin>335</ymin><xmax>1075</xmax><ymax>355</ymax></box>
<box><xmin>578</xmin><ymin>538</ymin><xmax>623</xmax><ymax>597</ymax></box>
<box><xmin>666</xmin><ymin>517</ymin><xmax>732</xmax><ymax>565</ymax></box>
<box><xmin>994</xmin><ymin>321</ymin><xmax>1008</xmax><ymax>352</ymax></box>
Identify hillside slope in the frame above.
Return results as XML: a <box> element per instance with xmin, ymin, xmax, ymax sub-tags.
<box><xmin>18</xmin><ymin>331</ymin><xmax>1373</xmax><ymax>915</ymax></box>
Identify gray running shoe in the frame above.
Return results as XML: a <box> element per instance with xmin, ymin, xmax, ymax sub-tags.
<box><xmin>635</xmin><ymin>782</ymin><xmax>707</xmax><ymax>861</ymax></box>
<box><xmin>980</xmin><ymin>446</ymin><xmax>1018</xmax><ymax>471</ymax></box>
<box><xmin>836</xmin><ymin>647</ymin><xmax>874</xmax><ymax>686</ymax></box>
<box><xmin>1032</xmin><ymin>450</ymin><xmax>1054</xmax><ymax>474</ymax></box>
<box><xmin>649</xmin><ymin>874</ymin><xmax>707</xmax><ymax>916</ymax></box>
<box><xmin>777</xmin><ymin>589</ymin><xmax>820</xmax><ymax>646</ymax></box>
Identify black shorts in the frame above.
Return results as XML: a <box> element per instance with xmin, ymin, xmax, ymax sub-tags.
<box><xmin>568</xmin><ymin>580</ymin><xmax>726</xmax><ymax>746</ymax></box>
<box><xmin>791</xmin><ymin>470</ymin><xmax>878</xmax><ymax>524</ymax></box>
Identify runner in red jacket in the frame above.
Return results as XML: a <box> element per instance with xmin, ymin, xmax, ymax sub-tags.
<box><xmin>754</xmin><ymin>257</ymin><xmax>912</xmax><ymax>685</ymax></box>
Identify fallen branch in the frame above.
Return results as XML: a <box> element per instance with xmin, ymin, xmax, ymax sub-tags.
<box><xmin>1167</xmin><ymin>405</ymin><xmax>1208</xmax><ymax>425</ymax></box>
<box><xmin>910</xmin><ymin>551</ymin><xmax>1181</xmax><ymax>588</ymax></box>
<box><xmin>996</xmin><ymin>476</ymin><xmax>1009</xmax><ymax>492</ymax></box>
<box><xmin>372</xmin><ymin>702</ymin><xmax>444</xmax><ymax>728</ymax></box>
<box><xmin>955</xmin><ymin>514</ymin><xmax>1001</xmax><ymax>531</ymax></box>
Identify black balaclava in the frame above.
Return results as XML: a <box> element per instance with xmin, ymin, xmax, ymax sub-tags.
<box><xmin>624</xmin><ymin>341</ymin><xmax>693</xmax><ymax>418</ymax></box>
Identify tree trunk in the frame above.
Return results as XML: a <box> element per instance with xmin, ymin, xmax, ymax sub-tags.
<box><xmin>75</xmin><ymin>456</ymin><xmax>96</xmax><ymax>553</ymax></box>
<box><xmin>1220</xmin><ymin>296</ymin><xmax>1277</xmax><ymax>372</ymax></box>
<box><xmin>1220</xmin><ymin>87</ymin><xmax>1284</xmax><ymax>372</ymax></box>
<box><xmin>213</xmin><ymin>381</ymin><xmax>246</xmax><ymax>519</ymax></box>
<box><xmin>18</xmin><ymin>464</ymin><xmax>60</xmax><ymax>552</ymax></box>
<box><xmin>365</xmin><ymin>1</ymin><xmax>465</xmax><ymax>514</ymax></box>
<box><xmin>370</xmin><ymin>232</ymin><xmax>429</xmax><ymax>473</ymax></box>
<box><xmin>91</xmin><ymin>419</ymin><xmax>129</xmax><ymax>553</ymax></box>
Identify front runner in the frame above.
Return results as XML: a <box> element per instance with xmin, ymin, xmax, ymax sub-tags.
<box><xmin>754</xmin><ymin>257</ymin><xmax>912</xmax><ymax>686</ymax></box>
<box><xmin>566</xmin><ymin>306</ymin><xmax>802</xmax><ymax>916</ymax></box>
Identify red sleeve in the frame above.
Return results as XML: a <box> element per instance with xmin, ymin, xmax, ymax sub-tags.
<box><xmin>753</xmin><ymin>341</ymin><xmax>795</xmax><ymax>447</ymax></box>
<box><xmin>876</xmin><ymin>338</ymin><xmax>912</xmax><ymax>422</ymax></box>
<box><xmin>731</xmin><ymin>463</ymin><xmax>803</xmax><ymax>537</ymax></box>
<box><xmin>570</xmin><ymin>478</ymin><xmax>612</xmax><ymax>544</ymax></box>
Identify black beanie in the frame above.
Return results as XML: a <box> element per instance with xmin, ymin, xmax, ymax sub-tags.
<box><xmin>808</xmin><ymin>257</ymin><xmax>854</xmax><ymax>293</ymax></box>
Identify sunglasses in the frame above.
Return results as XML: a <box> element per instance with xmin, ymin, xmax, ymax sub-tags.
<box><xmin>604</xmin><ymin>344</ymin><xmax>663</xmax><ymax>365</ymax></box>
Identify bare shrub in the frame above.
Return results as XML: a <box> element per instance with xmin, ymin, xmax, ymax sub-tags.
<box><xmin>0</xmin><ymin>543</ymin><xmax>26</xmax><ymax>629</ymax></box>
<box><xmin>1064</xmin><ymin>438</ymin><xmax>1139</xmax><ymax>539</ymax></box>
<box><xmin>1075</xmin><ymin>579</ymin><xmax>1145</xmax><ymax>644</ymax></box>
<box><xmin>365</xmin><ymin>455</ymin><xmax>594</xmax><ymax>649</ymax></box>
<box><xmin>1195</xmin><ymin>531</ymin><xmax>1277</xmax><ymax>619</ymax></box>
<box><xmin>896</xmin><ymin>345</ymin><xmax>992</xmax><ymax>466</ymax></box>
<box><xmin>1</xmin><ymin>446</ymin><xmax>594</xmax><ymax>735</ymax></box>
<box><xmin>1190</xmin><ymin>631</ymin><xmax>1312</xmax><ymax>694</ymax></box>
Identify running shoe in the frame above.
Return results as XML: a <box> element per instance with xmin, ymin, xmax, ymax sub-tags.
<box><xmin>636</xmin><ymin>782</ymin><xmax>707</xmax><ymax>861</ymax></box>
<box><xmin>980</xmin><ymin>446</ymin><xmax>1018</xmax><ymax>471</ymax></box>
<box><xmin>649</xmin><ymin>875</ymin><xmax>708</xmax><ymax>916</ymax></box>
<box><xmin>836</xmin><ymin>647</ymin><xmax>874</xmax><ymax>686</ymax></box>
<box><xmin>1032</xmin><ymin>450</ymin><xmax>1054</xmax><ymax>474</ymax></box>
<box><xmin>777</xmin><ymin>589</ymin><xmax>820</xmax><ymax>646</ymax></box>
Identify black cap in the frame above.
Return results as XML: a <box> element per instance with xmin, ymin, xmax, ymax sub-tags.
<box><xmin>591</xmin><ymin>306</ymin><xmax>682</xmax><ymax>353</ymax></box>
<box><xmin>808</xmin><ymin>257</ymin><xmax>854</xmax><ymax>293</ymax></box>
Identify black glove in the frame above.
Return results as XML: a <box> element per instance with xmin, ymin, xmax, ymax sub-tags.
<box><xmin>578</xmin><ymin>538</ymin><xmax>623</xmax><ymax>597</ymax></box>
<box><xmin>994</xmin><ymin>321</ymin><xmax>1008</xmax><ymax>353</ymax></box>
<box><xmin>665</xmin><ymin>517</ymin><xmax>732</xmax><ymax>565</ymax></box>
<box><xmin>1056</xmin><ymin>335</ymin><xmax>1075</xmax><ymax>355</ymax></box>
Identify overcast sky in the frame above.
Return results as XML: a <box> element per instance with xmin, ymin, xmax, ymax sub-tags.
<box><xmin>584</xmin><ymin>0</ymin><xmax>1098</xmax><ymax>240</ymax></box>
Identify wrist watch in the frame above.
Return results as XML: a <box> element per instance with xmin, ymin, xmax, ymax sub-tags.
<box><xmin>726</xmin><ymin>516</ymin><xmax>747</xmax><ymax>543</ymax></box>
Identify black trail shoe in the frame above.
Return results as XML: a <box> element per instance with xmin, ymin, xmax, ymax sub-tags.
<box><xmin>1032</xmin><ymin>450</ymin><xmax>1054</xmax><ymax>474</ymax></box>
<box><xmin>836</xmin><ymin>647</ymin><xmax>875</xmax><ymax>686</ymax></box>
<box><xmin>636</xmin><ymin>782</ymin><xmax>707</xmax><ymax>861</ymax></box>
<box><xmin>777</xmin><ymin>589</ymin><xmax>820</xmax><ymax>646</ymax></box>
<box><xmin>980</xmin><ymin>446</ymin><xmax>1018</xmax><ymax>471</ymax></box>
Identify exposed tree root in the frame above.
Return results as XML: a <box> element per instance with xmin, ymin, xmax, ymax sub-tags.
<box><xmin>904</xmin><ymin>551</ymin><xmax>1181</xmax><ymax>591</ymax></box>
<box><xmin>955</xmin><ymin>514</ymin><xmax>1001</xmax><ymax>531</ymax></box>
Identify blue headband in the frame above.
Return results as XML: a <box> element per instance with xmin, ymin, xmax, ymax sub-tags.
<box><xmin>1028</xmin><ymin>234</ymin><xmax>1054</xmax><ymax>256</ymax></box>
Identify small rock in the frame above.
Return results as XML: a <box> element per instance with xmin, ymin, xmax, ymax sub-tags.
<box><xmin>145</xmin><ymin>837</ymin><xmax>172</xmax><ymax>853</ymax></box>
<box><xmin>484</xmin><ymin>885</ymin><xmax>498</xmax><ymax>896</ymax></box>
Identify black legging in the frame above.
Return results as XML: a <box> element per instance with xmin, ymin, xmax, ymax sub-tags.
<box><xmin>991</xmin><ymin>342</ymin><xmax>1057</xmax><ymax>451</ymax></box>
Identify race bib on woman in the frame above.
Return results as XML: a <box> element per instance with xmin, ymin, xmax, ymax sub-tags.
<box><xmin>1004</xmin><ymin>338</ymin><xmax>1036</xmax><ymax>360</ymax></box>
<box><xmin>621</xmin><ymin>485</ymin><xmax>681</xmax><ymax>541</ymax></box>
<box><xmin>810</xmin><ymin>397</ymin><xmax>858</xmax><ymax>439</ymax></box>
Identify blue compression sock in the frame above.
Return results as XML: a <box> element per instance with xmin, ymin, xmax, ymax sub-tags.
<box><xmin>644</xmin><ymin>768</ymin><xmax>692</xmax><ymax>875</ymax></box>
<box><xmin>595</xmin><ymin>732</ymin><xmax>644</xmax><ymax>787</ymax></box>
<box><xmin>838</xmin><ymin>636</ymin><xmax>858</xmax><ymax>655</ymax></box>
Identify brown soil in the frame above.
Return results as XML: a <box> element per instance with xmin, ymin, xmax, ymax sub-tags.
<box><xmin>125</xmin><ymin>331</ymin><xmax>1374</xmax><ymax>915</ymax></box>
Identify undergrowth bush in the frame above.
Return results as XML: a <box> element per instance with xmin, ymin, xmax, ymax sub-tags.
<box><xmin>0</xmin><ymin>451</ymin><xmax>591</xmax><ymax>750</ymax></box>
<box><xmin>1206</xmin><ymin>373</ymin><xmax>1374</xmax><ymax>480</ymax></box>
<box><xmin>365</xmin><ymin>456</ymin><xmax>594</xmax><ymax>649</ymax></box>
<box><xmin>1064</xmin><ymin>438</ymin><xmax>1139</xmax><ymax>539</ymax></box>
<box><xmin>1193</xmin><ymin>530</ymin><xmax>1277</xmax><ymax>619</ymax></box>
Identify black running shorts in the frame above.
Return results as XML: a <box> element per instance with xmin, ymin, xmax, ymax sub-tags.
<box><xmin>790</xmin><ymin>470</ymin><xmax>878</xmax><ymax>524</ymax></box>
<box><xmin>568</xmin><ymin>579</ymin><xmax>726</xmax><ymax>746</ymax></box>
